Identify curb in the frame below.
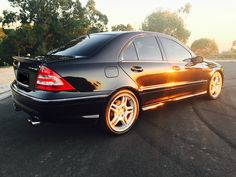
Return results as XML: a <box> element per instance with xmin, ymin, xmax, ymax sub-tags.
<box><xmin>0</xmin><ymin>84</ymin><xmax>11</xmax><ymax>101</ymax></box>
<box><xmin>213</xmin><ymin>60</ymin><xmax>236</xmax><ymax>62</ymax></box>
<box><xmin>0</xmin><ymin>90</ymin><xmax>11</xmax><ymax>100</ymax></box>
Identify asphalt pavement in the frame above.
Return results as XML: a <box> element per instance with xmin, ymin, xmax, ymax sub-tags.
<box><xmin>0</xmin><ymin>62</ymin><xmax>235</xmax><ymax>177</ymax></box>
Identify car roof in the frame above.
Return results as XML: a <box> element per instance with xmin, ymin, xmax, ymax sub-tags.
<box><xmin>97</xmin><ymin>31</ymin><xmax>186</xmax><ymax>47</ymax></box>
<box><xmin>96</xmin><ymin>31</ymin><xmax>170</xmax><ymax>37</ymax></box>
<box><xmin>95</xmin><ymin>31</ymin><xmax>179</xmax><ymax>43</ymax></box>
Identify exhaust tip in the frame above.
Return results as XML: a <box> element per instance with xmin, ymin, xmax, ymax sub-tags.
<box><xmin>27</xmin><ymin>116</ymin><xmax>41</xmax><ymax>126</ymax></box>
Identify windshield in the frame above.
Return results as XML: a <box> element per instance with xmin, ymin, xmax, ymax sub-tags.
<box><xmin>49</xmin><ymin>34</ymin><xmax>116</xmax><ymax>57</ymax></box>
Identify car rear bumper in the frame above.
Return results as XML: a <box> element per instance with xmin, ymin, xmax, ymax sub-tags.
<box><xmin>11</xmin><ymin>82</ymin><xmax>110</xmax><ymax>121</ymax></box>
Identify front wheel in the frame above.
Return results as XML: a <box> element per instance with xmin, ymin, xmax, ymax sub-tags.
<box><xmin>207</xmin><ymin>71</ymin><xmax>223</xmax><ymax>99</ymax></box>
<box><xmin>101</xmin><ymin>90</ymin><xmax>140</xmax><ymax>135</ymax></box>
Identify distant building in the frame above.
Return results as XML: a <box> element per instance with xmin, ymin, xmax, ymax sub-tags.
<box><xmin>231</xmin><ymin>40</ymin><xmax>236</xmax><ymax>51</ymax></box>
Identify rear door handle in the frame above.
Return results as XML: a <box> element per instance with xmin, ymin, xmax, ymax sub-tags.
<box><xmin>131</xmin><ymin>66</ymin><xmax>143</xmax><ymax>72</ymax></box>
<box><xmin>172</xmin><ymin>65</ymin><xmax>181</xmax><ymax>71</ymax></box>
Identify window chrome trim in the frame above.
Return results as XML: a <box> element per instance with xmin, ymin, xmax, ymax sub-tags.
<box><xmin>158</xmin><ymin>36</ymin><xmax>193</xmax><ymax>62</ymax></box>
<box><xmin>119</xmin><ymin>34</ymin><xmax>167</xmax><ymax>62</ymax></box>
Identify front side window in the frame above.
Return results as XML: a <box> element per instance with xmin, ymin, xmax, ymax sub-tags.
<box><xmin>160</xmin><ymin>37</ymin><xmax>192</xmax><ymax>61</ymax></box>
<box><xmin>122</xmin><ymin>42</ymin><xmax>138</xmax><ymax>61</ymax></box>
<box><xmin>134</xmin><ymin>36</ymin><xmax>163</xmax><ymax>61</ymax></box>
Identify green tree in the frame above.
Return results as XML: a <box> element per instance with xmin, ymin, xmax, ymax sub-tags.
<box><xmin>178</xmin><ymin>3</ymin><xmax>192</xmax><ymax>15</ymax></box>
<box><xmin>231</xmin><ymin>40</ymin><xmax>236</xmax><ymax>51</ymax></box>
<box><xmin>0</xmin><ymin>0</ymin><xmax>108</xmax><ymax>65</ymax></box>
<box><xmin>86</xmin><ymin>0</ymin><xmax>108</xmax><ymax>33</ymax></box>
<box><xmin>1</xmin><ymin>0</ymin><xmax>87</xmax><ymax>55</ymax></box>
<box><xmin>0</xmin><ymin>10</ymin><xmax>17</xmax><ymax>27</ymax></box>
<box><xmin>142</xmin><ymin>10</ymin><xmax>190</xmax><ymax>43</ymax></box>
<box><xmin>0</xmin><ymin>29</ymin><xmax>18</xmax><ymax>65</ymax></box>
<box><xmin>191</xmin><ymin>38</ymin><xmax>219</xmax><ymax>58</ymax></box>
<box><xmin>111</xmin><ymin>24</ymin><xmax>134</xmax><ymax>31</ymax></box>
<box><xmin>0</xmin><ymin>28</ymin><xmax>6</xmax><ymax>42</ymax></box>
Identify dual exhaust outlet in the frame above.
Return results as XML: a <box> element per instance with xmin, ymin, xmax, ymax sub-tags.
<box><xmin>13</xmin><ymin>102</ymin><xmax>41</xmax><ymax>126</ymax></box>
<box><xmin>27</xmin><ymin>116</ymin><xmax>41</xmax><ymax>126</ymax></box>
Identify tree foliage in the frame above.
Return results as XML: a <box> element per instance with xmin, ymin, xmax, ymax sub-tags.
<box><xmin>111</xmin><ymin>24</ymin><xmax>133</xmax><ymax>31</ymax></box>
<box><xmin>0</xmin><ymin>29</ymin><xmax>18</xmax><ymax>65</ymax></box>
<box><xmin>217</xmin><ymin>51</ymin><xmax>236</xmax><ymax>59</ymax></box>
<box><xmin>142</xmin><ymin>10</ymin><xmax>190</xmax><ymax>44</ymax></box>
<box><xmin>191</xmin><ymin>38</ymin><xmax>219</xmax><ymax>58</ymax></box>
<box><xmin>178</xmin><ymin>3</ymin><xmax>192</xmax><ymax>15</ymax></box>
<box><xmin>0</xmin><ymin>0</ymin><xmax>108</xmax><ymax>65</ymax></box>
<box><xmin>0</xmin><ymin>28</ymin><xmax>6</xmax><ymax>42</ymax></box>
<box><xmin>86</xmin><ymin>0</ymin><xmax>108</xmax><ymax>33</ymax></box>
<box><xmin>231</xmin><ymin>40</ymin><xmax>236</xmax><ymax>51</ymax></box>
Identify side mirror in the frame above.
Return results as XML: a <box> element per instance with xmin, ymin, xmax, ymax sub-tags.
<box><xmin>191</xmin><ymin>56</ymin><xmax>203</xmax><ymax>63</ymax></box>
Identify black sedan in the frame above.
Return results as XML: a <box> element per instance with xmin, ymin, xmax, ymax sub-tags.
<box><xmin>11</xmin><ymin>31</ymin><xmax>224</xmax><ymax>134</ymax></box>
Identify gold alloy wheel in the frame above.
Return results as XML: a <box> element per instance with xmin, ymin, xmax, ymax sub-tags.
<box><xmin>209</xmin><ymin>72</ymin><xmax>223</xmax><ymax>99</ymax></box>
<box><xmin>106</xmin><ymin>91</ymin><xmax>139</xmax><ymax>134</ymax></box>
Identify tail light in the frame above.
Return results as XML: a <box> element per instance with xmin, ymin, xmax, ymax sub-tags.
<box><xmin>36</xmin><ymin>66</ymin><xmax>75</xmax><ymax>91</ymax></box>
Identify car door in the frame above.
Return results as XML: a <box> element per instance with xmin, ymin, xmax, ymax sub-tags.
<box><xmin>119</xmin><ymin>35</ymin><xmax>171</xmax><ymax>106</ymax></box>
<box><xmin>159</xmin><ymin>36</ymin><xmax>207</xmax><ymax>99</ymax></box>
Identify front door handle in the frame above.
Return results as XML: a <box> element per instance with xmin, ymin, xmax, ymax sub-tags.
<box><xmin>172</xmin><ymin>65</ymin><xmax>181</xmax><ymax>71</ymax></box>
<box><xmin>131</xmin><ymin>66</ymin><xmax>143</xmax><ymax>72</ymax></box>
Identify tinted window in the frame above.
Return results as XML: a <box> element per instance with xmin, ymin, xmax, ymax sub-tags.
<box><xmin>122</xmin><ymin>43</ymin><xmax>138</xmax><ymax>61</ymax></box>
<box><xmin>49</xmin><ymin>34</ymin><xmax>115</xmax><ymax>57</ymax></box>
<box><xmin>160</xmin><ymin>37</ymin><xmax>192</xmax><ymax>61</ymax></box>
<box><xmin>134</xmin><ymin>36</ymin><xmax>162</xmax><ymax>61</ymax></box>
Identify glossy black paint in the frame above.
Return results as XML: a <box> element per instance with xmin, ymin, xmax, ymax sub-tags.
<box><xmin>11</xmin><ymin>31</ymin><xmax>223</xmax><ymax>120</ymax></box>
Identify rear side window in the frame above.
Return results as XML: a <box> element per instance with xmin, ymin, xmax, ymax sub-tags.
<box><xmin>134</xmin><ymin>36</ymin><xmax>163</xmax><ymax>61</ymax></box>
<box><xmin>49</xmin><ymin>34</ymin><xmax>116</xmax><ymax>57</ymax></box>
<box><xmin>122</xmin><ymin>43</ymin><xmax>138</xmax><ymax>61</ymax></box>
<box><xmin>160</xmin><ymin>37</ymin><xmax>192</xmax><ymax>61</ymax></box>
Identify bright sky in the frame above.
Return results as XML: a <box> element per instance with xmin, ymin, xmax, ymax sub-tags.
<box><xmin>1</xmin><ymin>0</ymin><xmax>236</xmax><ymax>51</ymax></box>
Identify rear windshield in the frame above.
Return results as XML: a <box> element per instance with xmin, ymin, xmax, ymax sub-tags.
<box><xmin>49</xmin><ymin>34</ymin><xmax>116</xmax><ymax>57</ymax></box>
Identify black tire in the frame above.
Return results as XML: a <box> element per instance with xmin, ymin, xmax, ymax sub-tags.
<box><xmin>100</xmin><ymin>89</ymin><xmax>139</xmax><ymax>135</ymax></box>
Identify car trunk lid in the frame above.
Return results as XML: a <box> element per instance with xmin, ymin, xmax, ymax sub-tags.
<box><xmin>13</xmin><ymin>56</ymin><xmax>45</xmax><ymax>91</ymax></box>
<box><xmin>13</xmin><ymin>55</ymin><xmax>79</xmax><ymax>91</ymax></box>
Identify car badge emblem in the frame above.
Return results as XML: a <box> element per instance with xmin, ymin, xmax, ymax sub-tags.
<box><xmin>17</xmin><ymin>61</ymin><xmax>20</xmax><ymax>68</ymax></box>
<box><xmin>28</xmin><ymin>66</ymin><xmax>39</xmax><ymax>71</ymax></box>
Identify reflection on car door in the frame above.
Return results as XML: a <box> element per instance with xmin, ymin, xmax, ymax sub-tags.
<box><xmin>119</xmin><ymin>35</ymin><xmax>171</xmax><ymax>106</ymax></box>
<box><xmin>159</xmin><ymin>36</ymin><xmax>207</xmax><ymax>99</ymax></box>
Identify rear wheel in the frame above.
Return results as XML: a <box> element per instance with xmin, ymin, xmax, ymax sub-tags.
<box><xmin>207</xmin><ymin>71</ymin><xmax>223</xmax><ymax>99</ymax></box>
<box><xmin>101</xmin><ymin>90</ymin><xmax>139</xmax><ymax>135</ymax></box>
